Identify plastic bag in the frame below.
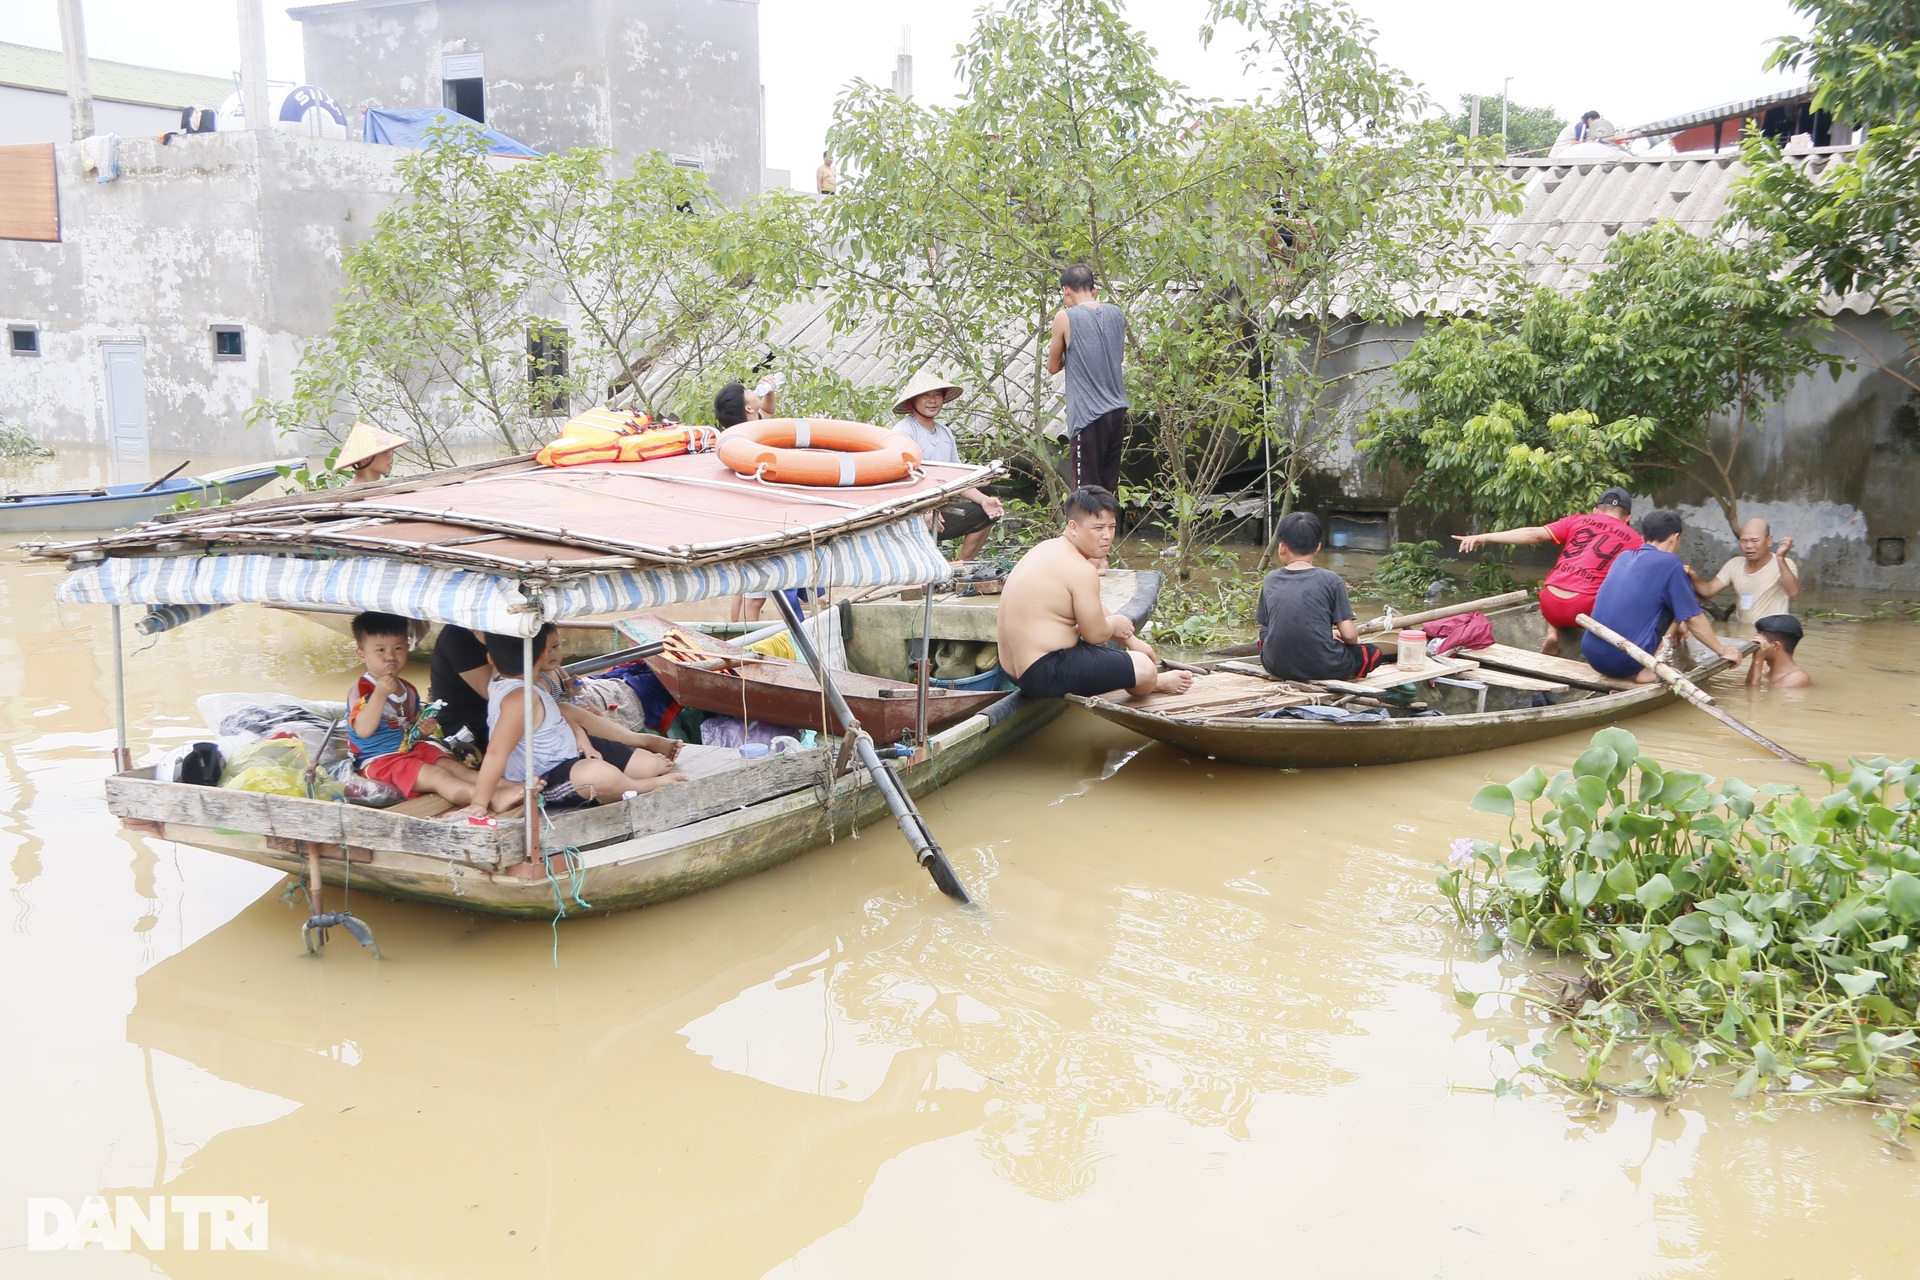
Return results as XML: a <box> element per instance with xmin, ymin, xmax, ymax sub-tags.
<box><xmin>341</xmin><ymin>775</ymin><xmax>405</xmax><ymax>808</ymax></box>
<box><xmin>219</xmin><ymin>739</ymin><xmax>319</xmax><ymax>797</ymax></box>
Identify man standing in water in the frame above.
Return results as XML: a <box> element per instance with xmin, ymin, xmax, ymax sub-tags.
<box><xmin>1687</xmin><ymin>517</ymin><xmax>1801</xmax><ymax>625</ymax></box>
<box><xmin>998</xmin><ymin>487</ymin><xmax>1192</xmax><ymax>701</ymax></box>
<box><xmin>1047</xmin><ymin>264</ymin><xmax>1129</xmax><ymax>494</ymax></box>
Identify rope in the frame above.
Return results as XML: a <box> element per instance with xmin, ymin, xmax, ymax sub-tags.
<box><xmin>536</xmin><ymin>794</ymin><xmax>590</xmax><ymax>968</ymax></box>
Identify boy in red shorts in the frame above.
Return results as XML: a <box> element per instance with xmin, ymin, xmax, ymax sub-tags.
<box><xmin>346</xmin><ymin>612</ymin><xmax>493</xmax><ymax>806</ymax></box>
<box><xmin>1454</xmin><ymin>486</ymin><xmax>1642</xmax><ymax>657</ymax></box>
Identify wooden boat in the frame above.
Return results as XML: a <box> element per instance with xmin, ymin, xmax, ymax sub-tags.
<box><xmin>29</xmin><ymin>446</ymin><xmax>1161</xmax><ymax>919</ymax></box>
<box><xmin>1076</xmin><ymin>601</ymin><xmax>1748</xmax><ymax>769</ymax></box>
<box><xmin>0</xmin><ymin>457</ymin><xmax>298</xmax><ymax>534</ymax></box>
<box><xmin>624</xmin><ymin>615</ymin><xmax>1006</xmax><ymax>742</ymax></box>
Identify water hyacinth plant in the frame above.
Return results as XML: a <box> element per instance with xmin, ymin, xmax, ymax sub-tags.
<box><xmin>1438</xmin><ymin>728</ymin><xmax>1920</xmax><ymax>1138</ymax></box>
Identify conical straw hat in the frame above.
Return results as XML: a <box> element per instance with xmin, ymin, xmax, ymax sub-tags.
<box><xmin>334</xmin><ymin>421</ymin><xmax>410</xmax><ymax>470</ymax></box>
<box><xmin>891</xmin><ymin>370</ymin><xmax>965</xmax><ymax>418</ymax></box>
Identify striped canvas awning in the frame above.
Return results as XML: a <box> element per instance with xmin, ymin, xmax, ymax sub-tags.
<box><xmin>61</xmin><ymin>517</ymin><xmax>950</xmax><ymax>637</ymax></box>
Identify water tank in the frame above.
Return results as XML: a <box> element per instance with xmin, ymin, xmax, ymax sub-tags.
<box><xmin>215</xmin><ymin>85</ymin><xmax>349</xmax><ymax>139</ymax></box>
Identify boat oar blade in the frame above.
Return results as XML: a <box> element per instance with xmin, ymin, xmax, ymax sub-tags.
<box><xmin>921</xmin><ymin>843</ymin><xmax>971</xmax><ymax>903</ymax></box>
<box><xmin>1577</xmin><ymin>613</ymin><xmax>1814</xmax><ymax>770</ymax></box>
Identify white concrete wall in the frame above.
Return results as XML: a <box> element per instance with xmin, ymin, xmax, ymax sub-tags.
<box><xmin>0</xmin><ymin>86</ymin><xmax>195</xmax><ymax>147</ymax></box>
<box><xmin>0</xmin><ymin>130</ymin><xmax>409</xmax><ymax>463</ymax></box>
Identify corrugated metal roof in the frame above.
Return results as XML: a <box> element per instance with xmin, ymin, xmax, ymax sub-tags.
<box><xmin>1448</xmin><ymin>148</ymin><xmax>1877</xmax><ymax>314</ymax></box>
<box><xmin>1613</xmin><ymin>85</ymin><xmax>1814</xmax><ymax>143</ymax></box>
<box><xmin>0</xmin><ymin>40</ymin><xmax>232</xmax><ymax>109</ymax></box>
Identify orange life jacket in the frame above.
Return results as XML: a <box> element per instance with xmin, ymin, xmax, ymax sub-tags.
<box><xmin>535</xmin><ymin>407</ymin><xmax>719</xmax><ymax>468</ymax></box>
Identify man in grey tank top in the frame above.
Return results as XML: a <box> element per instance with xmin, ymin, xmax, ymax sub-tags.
<box><xmin>1046</xmin><ymin>263</ymin><xmax>1128</xmax><ymax>493</ymax></box>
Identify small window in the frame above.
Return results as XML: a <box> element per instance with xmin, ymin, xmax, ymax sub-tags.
<box><xmin>8</xmin><ymin>325</ymin><xmax>38</xmax><ymax>356</ymax></box>
<box><xmin>527</xmin><ymin>325</ymin><xmax>569</xmax><ymax>417</ymax></box>
<box><xmin>444</xmin><ymin>78</ymin><xmax>485</xmax><ymax>123</ymax></box>
<box><xmin>211</xmin><ymin>326</ymin><xmax>245</xmax><ymax>360</ymax></box>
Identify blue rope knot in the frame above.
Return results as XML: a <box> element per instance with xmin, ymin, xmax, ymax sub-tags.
<box><xmin>537</xmin><ymin>793</ymin><xmax>591</xmax><ymax>967</ymax></box>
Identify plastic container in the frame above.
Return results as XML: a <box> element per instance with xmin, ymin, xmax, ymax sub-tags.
<box><xmin>738</xmin><ymin>742</ymin><xmax>772</xmax><ymax>760</ymax></box>
<box><xmin>1395</xmin><ymin>629</ymin><xmax>1429</xmax><ymax>672</ymax></box>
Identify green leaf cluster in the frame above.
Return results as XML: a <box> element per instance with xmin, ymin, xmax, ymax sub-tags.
<box><xmin>1441</xmin><ymin>728</ymin><xmax>1920</xmax><ymax>1129</ymax></box>
<box><xmin>1364</xmin><ymin>224</ymin><xmax>1843</xmax><ymax>535</ymax></box>
<box><xmin>253</xmin><ymin>127</ymin><xmax>810</xmax><ymax>465</ymax></box>
<box><xmin>1729</xmin><ymin>0</ymin><xmax>1920</xmax><ymax>392</ymax></box>
<box><xmin>820</xmin><ymin>0</ymin><xmax>1521</xmax><ymax>583</ymax></box>
<box><xmin>1436</xmin><ymin>94</ymin><xmax>1568</xmax><ymax>158</ymax></box>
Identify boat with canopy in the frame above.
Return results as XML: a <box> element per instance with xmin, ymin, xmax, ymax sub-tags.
<box><xmin>27</xmin><ymin>446</ymin><xmax>1160</xmax><ymax>936</ymax></box>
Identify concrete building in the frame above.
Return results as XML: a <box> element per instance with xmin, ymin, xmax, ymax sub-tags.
<box><xmin>291</xmin><ymin>0</ymin><xmax>767</xmax><ymax>202</ymax></box>
<box><xmin>1</xmin><ymin>131</ymin><xmax>406</xmax><ymax>467</ymax></box>
<box><xmin>0</xmin><ymin>41</ymin><xmax>232</xmax><ymax>147</ymax></box>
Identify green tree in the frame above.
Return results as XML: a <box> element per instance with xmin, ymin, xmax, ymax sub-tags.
<box><xmin>1729</xmin><ymin>0</ymin><xmax>1920</xmax><ymax>391</ymax></box>
<box><xmin>1438</xmin><ymin>94</ymin><xmax>1568</xmax><ymax>157</ymax></box>
<box><xmin>1366</xmin><ymin>224</ymin><xmax>1842</xmax><ymax>535</ymax></box>
<box><xmin>820</xmin><ymin>0</ymin><xmax>1519</xmax><ymax>582</ymax></box>
<box><xmin>256</xmin><ymin>130</ymin><xmax>804</xmax><ymax>464</ymax></box>
<box><xmin>821</xmin><ymin>0</ymin><xmax>1198</xmax><ymax>502</ymax></box>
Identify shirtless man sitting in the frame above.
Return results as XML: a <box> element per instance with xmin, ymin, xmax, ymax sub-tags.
<box><xmin>996</xmin><ymin>486</ymin><xmax>1194</xmax><ymax>700</ymax></box>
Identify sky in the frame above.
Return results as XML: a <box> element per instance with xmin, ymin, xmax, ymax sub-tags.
<box><xmin>0</xmin><ymin>1</ymin><xmax>1810</xmax><ymax>186</ymax></box>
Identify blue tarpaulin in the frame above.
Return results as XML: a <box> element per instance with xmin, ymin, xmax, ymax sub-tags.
<box><xmin>362</xmin><ymin>107</ymin><xmax>542</xmax><ymax>158</ymax></box>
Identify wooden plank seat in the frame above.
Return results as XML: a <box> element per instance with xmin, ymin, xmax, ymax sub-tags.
<box><xmin>1313</xmin><ymin>655</ymin><xmax>1480</xmax><ymax>694</ymax></box>
<box><xmin>1456</xmin><ymin>644</ymin><xmax>1637</xmax><ymax>691</ymax></box>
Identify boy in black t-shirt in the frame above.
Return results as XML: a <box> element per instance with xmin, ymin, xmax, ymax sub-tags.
<box><xmin>428</xmin><ymin>625</ymin><xmax>495</xmax><ymax>750</ymax></box>
<box><xmin>1256</xmin><ymin>512</ymin><xmax>1384</xmax><ymax>682</ymax></box>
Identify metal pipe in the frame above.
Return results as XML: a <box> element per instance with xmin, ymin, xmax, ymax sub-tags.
<box><xmin>109</xmin><ymin>603</ymin><xmax>131</xmax><ymax>771</ymax></box>
<box><xmin>770</xmin><ymin>590</ymin><xmax>968</xmax><ymax>903</ymax></box>
<box><xmin>523</xmin><ymin>632</ymin><xmax>537</xmax><ymax>868</ymax></box>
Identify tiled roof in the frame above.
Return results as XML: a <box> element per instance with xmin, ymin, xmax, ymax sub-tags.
<box><xmin>0</xmin><ymin>40</ymin><xmax>232</xmax><ymax>109</ymax></box>
<box><xmin>1460</xmin><ymin>147</ymin><xmax>1876</xmax><ymax>314</ymax></box>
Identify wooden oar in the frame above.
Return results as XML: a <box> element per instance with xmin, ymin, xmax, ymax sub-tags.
<box><xmin>1577</xmin><ymin>613</ymin><xmax>1813</xmax><ymax>770</ymax></box>
<box><xmin>140</xmin><ymin>460</ymin><xmax>193</xmax><ymax>493</ymax></box>
<box><xmin>1204</xmin><ymin>589</ymin><xmax>1534</xmax><ymax>658</ymax></box>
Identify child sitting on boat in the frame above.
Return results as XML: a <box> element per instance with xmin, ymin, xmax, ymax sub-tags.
<box><xmin>464</xmin><ymin>624</ymin><xmax>688</xmax><ymax>813</ymax></box>
<box><xmin>1256</xmin><ymin>511</ymin><xmax>1384</xmax><ymax>682</ymax></box>
<box><xmin>347</xmin><ymin>612</ymin><xmax>498</xmax><ymax>807</ymax></box>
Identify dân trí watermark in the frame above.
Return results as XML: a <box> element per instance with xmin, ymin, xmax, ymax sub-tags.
<box><xmin>26</xmin><ymin>1196</ymin><xmax>269</xmax><ymax>1251</ymax></box>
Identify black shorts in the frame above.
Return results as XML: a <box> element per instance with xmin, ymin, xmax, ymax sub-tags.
<box><xmin>935</xmin><ymin>497</ymin><xmax>996</xmax><ymax>541</ymax></box>
<box><xmin>1011</xmin><ymin>641</ymin><xmax>1138</xmax><ymax>699</ymax></box>
<box><xmin>535</xmin><ymin>735</ymin><xmax>635</xmax><ymax>809</ymax></box>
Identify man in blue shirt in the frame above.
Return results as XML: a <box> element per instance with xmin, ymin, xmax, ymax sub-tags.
<box><xmin>1582</xmin><ymin>509</ymin><xmax>1743</xmax><ymax>680</ymax></box>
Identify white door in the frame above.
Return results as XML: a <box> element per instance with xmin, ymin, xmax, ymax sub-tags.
<box><xmin>101</xmin><ymin>342</ymin><xmax>150</xmax><ymax>479</ymax></box>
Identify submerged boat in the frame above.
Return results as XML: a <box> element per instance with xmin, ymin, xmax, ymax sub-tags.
<box><xmin>1078</xmin><ymin>600</ymin><xmax>1748</xmax><ymax>769</ymax></box>
<box><xmin>29</xmin><ymin>447</ymin><xmax>1159</xmax><ymax>921</ymax></box>
<box><xmin>0</xmin><ymin>457</ymin><xmax>299</xmax><ymax>534</ymax></box>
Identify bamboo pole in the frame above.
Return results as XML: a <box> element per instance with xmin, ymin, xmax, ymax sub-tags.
<box><xmin>1205</xmin><ymin>589</ymin><xmax>1533</xmax><ymax>658</ymax></box>
<box><xmin>1577</xmin><ymin>613</ymin><xmax>1811</xmax><ymax>769</ymax></box>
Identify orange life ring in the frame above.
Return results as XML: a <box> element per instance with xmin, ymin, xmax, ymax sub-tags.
<box><xmin>716</xmin><ymin>418</ymin><xmax>921</xmax><ymax>487</ymax></box>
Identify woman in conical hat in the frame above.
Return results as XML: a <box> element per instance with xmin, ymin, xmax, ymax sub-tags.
<box><xmin>334</xmin><ymin>421</ymin><xmax>410</xmax><ymax>484</ymax></box>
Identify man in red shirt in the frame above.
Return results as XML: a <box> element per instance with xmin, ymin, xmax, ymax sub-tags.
<box><xmin>1455</xmin><ymin>487</ymin><xmax>1642</xmax><ymax>656</ymax></box>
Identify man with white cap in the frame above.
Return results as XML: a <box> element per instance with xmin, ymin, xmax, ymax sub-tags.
<box><xmin>890</xmin><ymin>370</ymin><xmax>1003</xmax><ymax>560</ymax></box>
<box><xmin>334</xmin><ymin>421</ymin><xmax>410</xmax><ymax>484</ymax></box>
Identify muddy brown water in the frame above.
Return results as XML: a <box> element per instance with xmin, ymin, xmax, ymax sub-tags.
<box><xmin>4</xmin><ymin>459</ymin><xmax>1919</xmax><ymax>1277</ymax></box>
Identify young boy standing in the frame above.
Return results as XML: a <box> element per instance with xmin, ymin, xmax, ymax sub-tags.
<box><xmin>348</xmin><ymin>612</ymin><xmax>491</xmax><ymax>806</ymax></box>
<box><xmin>1256</xmin><ymin>511</ymin><xmax>1384</xmax><ymax>682</ymax></box>
<box><xmin>1748</xmin><ymin>614</ymin><xmax>1813</xmax><ymax>688</ymax></box>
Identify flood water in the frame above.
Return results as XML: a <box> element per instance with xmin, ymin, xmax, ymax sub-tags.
<box><xmin>5</xmin><ymin>457</ymin><xmax>1920</xmax><ymax>1277</ymax></box>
